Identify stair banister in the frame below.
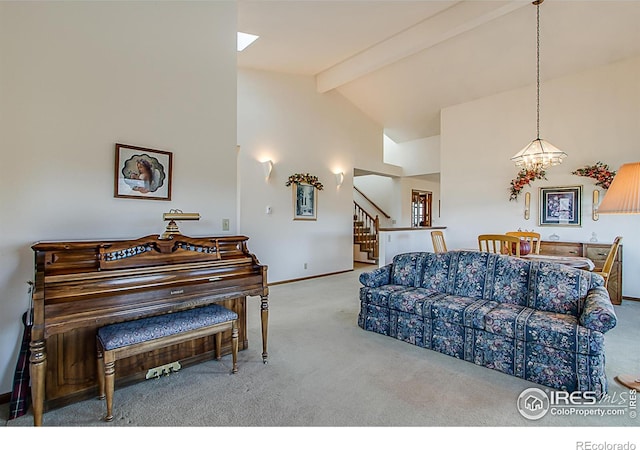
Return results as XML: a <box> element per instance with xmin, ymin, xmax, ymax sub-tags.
<box><xmin>353</xmin><ymin>202</ymin><xmax>379</xmax><ymax>261</ymax></box>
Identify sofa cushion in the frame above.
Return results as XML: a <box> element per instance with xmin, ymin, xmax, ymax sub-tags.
<box><xmin>430</xmin><ymin>295</ymin><xmax>478</xmax><ymax>325</ymax></box>
<box><xmin>487</xmin><ymin>256</ymin><xmax>531</xmax><ymax>306</ymax></box>
<box><xmin>483</xmin><ymin>303</ymin><xmax>529</xmax><ymax>339</ymax></box>
<box><xmin>360</xmin><ymin>285</ymin><xmax>413</xmax><ymax>308</ymax></box>
<box><xmin>450</xmin><ymin>251</ymin><xmax>492</xmax><ymax>299</ymax></box>
<box><xmin>481</xmin><ymin>303</ymin><xmax>604</xmax><ymax>355</ymax></box>
<box><xmin>526</xmin><ymin>310</ymin><xmax>604</xmax><ymax>356</ymax></box>
<box><xmin>418</xmin><ymin>252</ymin><xmax>453</xmax><ymax>293</ymax></box>
<box><xmin>391</xmin><ymin>252</ymin><xmax>425</xmax><ymax>287</ymax></box>
<box><xmin>528</xmin><ymin>261</ymin><xmax>592</xmax><ymax>316</ymax></box>
<box><xmin>388</xmin><ymin>287</ymin><xmax>443</xmax><ymax>315</ymax></box>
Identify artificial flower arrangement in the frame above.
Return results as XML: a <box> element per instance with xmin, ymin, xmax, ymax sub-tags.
<box><xmin>509</xmin><ymin>167</ymin><xmax>546</xmax><ymax>201</ymax></box>
<box><xmin>285</xmin><ymin>173</ymin><xmax>324</xmax><ymax>190</ymax></box>
<box><xmin>572</xmin><ymin>161</ymin><xmax>616</xmax><ymax>189</ymax></box>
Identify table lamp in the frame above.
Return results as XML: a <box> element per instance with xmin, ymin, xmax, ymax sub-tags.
<box><xmin>160</xmin><ymin>209</ymin><xmax>200</xmax><ymax>240</ymax></box>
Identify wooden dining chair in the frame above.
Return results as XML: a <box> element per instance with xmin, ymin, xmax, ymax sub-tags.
<box><xmin>431</xmin><ymin>231</ymin><xmax>447</xmax><ymax>253</ymax></box>
<box><xmin>478</xmin><ymin>234</ymin><xmax>521</xmax><ymax>257</ymax></box>
<box><xmin>593</xmin><ymin>236</ymin><xmax>622</xmax><ymax>288</ymax></box>
<box><xmin>505</xmin><ymin>231</ymin><xmax>541</xmax><ymax>254</ymax></box>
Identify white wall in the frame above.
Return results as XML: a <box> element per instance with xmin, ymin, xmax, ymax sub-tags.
<box><xmin>0</xmin><ymin>2</ymin><xmax>237</xmax><ymax>395</ymax></box>
<box><xmin>353</xmin><ymin>174</ymin><xmax>395</xmax><ymax>225</ymax></box>
<box><xmin>384</xmin><ymin>134</ymin><xmax>441</xmax><ymax>176</ymax></box>
<box><xmin>441</xmin><ymin>56</ymin><xmax>640</xmax><ymax>298</ymax></box>
<box><xmin>237</xmin><ymin>69</ymin><xmax>383</xmax><ymax>283</ymax></box>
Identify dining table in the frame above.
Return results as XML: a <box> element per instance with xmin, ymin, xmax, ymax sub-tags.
<box><xmin>520</xmin><ymin>253</ymin><xmax>595</xmax><ymax>271</ymax></box>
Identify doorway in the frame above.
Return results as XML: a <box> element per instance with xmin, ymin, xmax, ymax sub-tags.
<box><xmin>411</xmin><ymin>190</ymin><xmax>432</xmax><ymax>227</ymax></box>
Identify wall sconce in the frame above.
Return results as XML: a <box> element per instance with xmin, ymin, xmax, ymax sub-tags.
<box><xmin>524</xmin><ymin>192</ymin><xmax>531</xmax><ymax>220</ymax></box>
<box><xmin>261</xmin><ymin>160</ymin><xmax>273</xmax><ymax>181</ymax></box>
<box><xmin>592</xmin><ymin>189</ymin><xmax>599</xmax><ymax>221</ymax></box>
<box><xmin>335</xmin><ymin>171</ymin><xmax>344</xmax><ymax>188</ymax></box>
<box><xmin>160</xmin><ymin>209</ymin><xmax>200</xmax><ymax>239</ymax></box>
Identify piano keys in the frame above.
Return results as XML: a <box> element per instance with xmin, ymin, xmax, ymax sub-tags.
<box><xmin>30</xmin><ymin>234</ymin><xmax>268</xmax><ymax>426</ymax></box>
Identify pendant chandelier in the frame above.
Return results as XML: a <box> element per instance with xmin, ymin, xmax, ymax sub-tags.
<box><xmin>511</xmin><ymin>0</ymin><xmax>567</xmax><ymax>170</ymax></box>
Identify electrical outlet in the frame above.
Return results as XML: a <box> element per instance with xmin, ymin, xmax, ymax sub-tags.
<box><xmin>304</xmin><ymin>263</ymin><xmax>308</xmax><ymax>269</ymax></box>
<box><xmin>222</xmin><ymin>219</ymin><xmax>229</xmax><ymax>231</ymax></box>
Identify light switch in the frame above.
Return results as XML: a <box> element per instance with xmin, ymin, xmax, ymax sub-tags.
<box><xmin>266</xmin><ymin>206</ymin><xmax>272</xmax><ymax>215</ymax></box>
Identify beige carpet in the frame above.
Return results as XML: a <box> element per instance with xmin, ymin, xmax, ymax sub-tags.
<box><xmin>2</xmin><ymin>263</ymin><xmax>639</xmax><ymax>431</ymax></box>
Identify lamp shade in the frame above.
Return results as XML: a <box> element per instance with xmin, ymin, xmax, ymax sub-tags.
<box><xmin>597</xmin><ymin>162</ymin><xmax>640</xmax><ymax>214</ymax></box>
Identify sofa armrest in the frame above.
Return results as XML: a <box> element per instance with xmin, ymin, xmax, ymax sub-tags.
<box><xmin>359</xmin><ymin>265</ymin><xmax>392</xmax><ymax>288</ymax></box>
<box><xmin>579</xmin><ymin>286</ymin><xmax>617</xmax><ymax>333</ymax></box>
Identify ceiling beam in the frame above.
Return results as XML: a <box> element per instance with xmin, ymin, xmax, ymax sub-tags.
<box><xmin>316</xmin><ymin>0</ymin><xmax>528</xmax><ymax>93</ymax></box>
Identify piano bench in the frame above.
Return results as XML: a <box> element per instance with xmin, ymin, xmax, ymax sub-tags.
<box><xmin>96</xmin><ymin>303</ymin><xmax>238</xmax><ymax>422</ymax></box>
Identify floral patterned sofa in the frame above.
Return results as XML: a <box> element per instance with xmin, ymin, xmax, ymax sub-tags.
<box><xmin>357</xmin><ymin>250</ymin><xmax>617</xmax><ymax>397</ymax></box>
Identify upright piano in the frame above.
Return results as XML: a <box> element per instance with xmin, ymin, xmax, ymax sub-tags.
<box><xmin>30</xmin><ymin>234</ymin><xmax>268</xmax><ymax>426</ymax></box>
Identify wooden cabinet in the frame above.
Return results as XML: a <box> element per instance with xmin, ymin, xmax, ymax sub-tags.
<box><xmin>539</xmin><ymin>240</ymin><xmax>622</xmax><ymax>305</ymax></box>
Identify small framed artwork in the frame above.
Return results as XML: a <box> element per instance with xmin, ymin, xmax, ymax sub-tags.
<box><xmin>114</xmin><ymin>143</ymin><xmax>172</xmax><ymax>200</ymax></box>
<box><xmin>539</xmin><ymin>185</ymin><xmax>582</xmax><ymax>227</ymax></box>
<box><xmin>293</xmin><ymin>183</ymin><xmax>317</xmax><ymax>220</ymax></box>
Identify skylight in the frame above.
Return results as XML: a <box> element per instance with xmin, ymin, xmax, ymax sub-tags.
<box><xmin>237</xmin><ymin>32</ymin><xmax>259</xmax><ymax>52</ymax></box>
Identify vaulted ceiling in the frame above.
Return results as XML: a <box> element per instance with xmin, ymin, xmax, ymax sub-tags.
<box><xmin>238</xmin><ymin>0</ymin><xmax>640</xmax><ymax>144</ymax></box>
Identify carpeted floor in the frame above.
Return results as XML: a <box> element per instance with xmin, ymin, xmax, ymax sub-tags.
<box><xmin>2</xmin><ymin>263</ymin><xmax>639</xmax><ymax>431</ymax></box>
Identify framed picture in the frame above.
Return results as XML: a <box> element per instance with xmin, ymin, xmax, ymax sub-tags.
<box><xmin>293</xmin><ymin>183</ymin><xmax>317</xmax><ymax>220</ymax></box>
<box><xmin>539</xmin><ymin>185</ymin><xmax>582</xmax><ymax>227</ymax></box>
<box><xmin>114</xmin><ymin>143</ymin><xmax>172</xmax><ymax>200</ymax></box>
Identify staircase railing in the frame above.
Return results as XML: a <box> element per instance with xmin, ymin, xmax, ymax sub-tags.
<box><xmin>353</xmin><ymin>201</ymin><xmax>379</xmax><ymax>260</ymax></box>
<box><xmin>354</xmin><ymin>186</ymin><xmax>391</xmax><ymax>219</ymax></box>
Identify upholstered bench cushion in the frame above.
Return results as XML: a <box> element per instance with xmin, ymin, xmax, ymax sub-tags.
<box><xmin>98</xmin><ymin>304</ymin><xmax>238</xmax><ymax>351</ymax></box>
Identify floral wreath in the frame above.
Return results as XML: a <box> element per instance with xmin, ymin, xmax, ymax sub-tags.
<box><xmin>285</xmin><ymin>173</ymin><xmax>324</xmax><ymax>190</ymax></box>
<box><xmin>572</xmin><ymin>161</ymin><xmax>616</xmax><ymax>189</ymax></box>
<box><xmin>509</xmin><ymin>167</ymin><xmax>546</xmax><ymax>201</ymax></box>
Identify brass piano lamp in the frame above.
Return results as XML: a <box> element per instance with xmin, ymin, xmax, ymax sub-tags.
<box><xmin>160</xmin><ymin>209</ymin><xmax>200</xmax><ymax>239</ymax></box>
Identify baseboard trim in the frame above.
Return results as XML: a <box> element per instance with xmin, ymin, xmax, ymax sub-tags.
<box><xmin>0</xmin><ymin>392</ymin><xmax>10</xmax><ymax>405</ymax></box>
<box><xmin>622</xmin><ymin>296</ymin><xmax>640</xmax><ymax>302</ymax></box>
<box><xmin>269</xmin><ymin>269</ymin><xmax>353</xmax><ymax>286</ymax></box>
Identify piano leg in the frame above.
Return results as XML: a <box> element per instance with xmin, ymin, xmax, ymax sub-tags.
<box><xmin>104</xmin><ymin>359</ymin><xmax>115</xmax><ymax>422</ymax></box>
<box><xmin>260</xmin><ymin>295</ymin><xmax>269</xmax><ymax>363</ymax></box>
<box><xmin>96</xmin><ymin>344</ymin><xmax>105</xmax><ymax>400</ymax></box>
<box><xmin>232</xmin><ymin>320</ymin><xmax>239</xmax><ymax>373</ymax></box>
<box><xmin>29</xmin><ymin>339</ymin><xmax>47</xmax><ymax>426</ymax></box>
